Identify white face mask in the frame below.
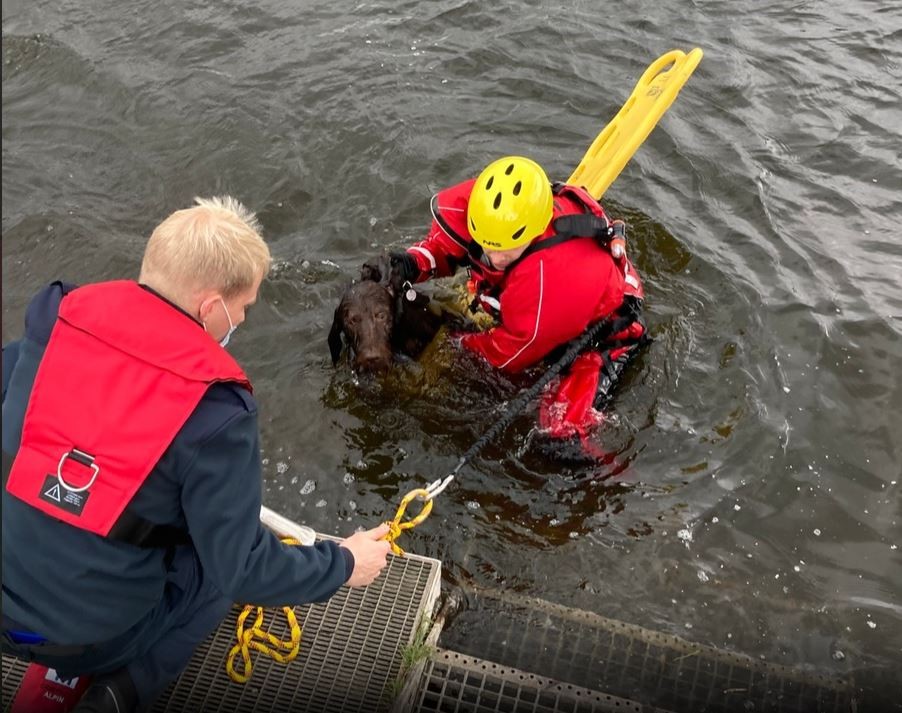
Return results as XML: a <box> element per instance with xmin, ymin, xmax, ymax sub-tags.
<box><xmin>218</xmin><ymin>297</ymin><xmax>237</xmax><ymax>347</ymax></box>
<box><xmin>203</xmin><ymin>297</ymin><xmax>237</xmax><ymax>348</ymax></box>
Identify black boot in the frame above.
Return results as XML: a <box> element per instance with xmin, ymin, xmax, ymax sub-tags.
<box><xmin>71</xmin><ymin>668</ymin><xmax>138</xmax><ymax>713</ymax></box>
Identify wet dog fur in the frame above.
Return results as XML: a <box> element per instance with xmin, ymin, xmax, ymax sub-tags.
<box><xmin>328</xmin><ymin>258</ymin><xmax>461</xmax><ymax>373</ymax></box>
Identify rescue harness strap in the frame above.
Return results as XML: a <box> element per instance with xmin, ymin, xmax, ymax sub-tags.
<box><xmin>444</xmin><ymin>296</ymin><xmax>643</xmax><ymax>487</ymax></box>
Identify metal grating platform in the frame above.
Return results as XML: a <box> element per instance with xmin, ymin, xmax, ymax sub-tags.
<box><xmin>2</xmin><ymin>547</ymin><xmax>441</xmax><ymax>713</ymax></box>
<box><xmin>414</xmin><ymin>649</ymin><xmax>648</xmax><ymax>713</ymax></box>
<box><xmin>438</xmin><ymin>588</ymin><xmax>856</xmax><ymax>713</ymax></box>
<box><xmin>1</xmin><ymin>657</ymin><xmax>28</xmax><ymax>710</ymax></box>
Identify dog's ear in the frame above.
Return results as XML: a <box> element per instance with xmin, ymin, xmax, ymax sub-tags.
<box><xmin>327</xmin><ymin>306</ymin><xmax>345</xmax><ymax>365</ymax></box>
<box><xmin>360</xmin><ymin>257</ymin><xmax>385</xmax><ymax>283</ymax></box>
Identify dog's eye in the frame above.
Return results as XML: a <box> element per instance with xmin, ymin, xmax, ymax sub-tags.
<box><xmin>376</xmin><ymin>311</ymin><xmax>389</xmax><ymax>322</ymax></box>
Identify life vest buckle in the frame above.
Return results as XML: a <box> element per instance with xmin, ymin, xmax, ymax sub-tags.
<box><xmin>56</xmin><ymin>448</ymin><xmax>99</xmax><ymax>493</ymax></box>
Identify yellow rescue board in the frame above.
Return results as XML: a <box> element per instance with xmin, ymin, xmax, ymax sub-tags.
<box><xmin>568</xmin><ymin>47</ymin><xmax>703</xmax><ymax>200</ymax></box>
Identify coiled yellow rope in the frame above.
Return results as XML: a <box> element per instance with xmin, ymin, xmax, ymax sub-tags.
<box><xmin>226</xmin><ymin>537</ymin><xmax>303</xmax><ymax>684</ymax></box>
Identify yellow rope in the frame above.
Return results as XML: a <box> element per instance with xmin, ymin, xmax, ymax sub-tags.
<box><xmin>226</xmin><ymin>537</ymin><xmax>303</xmax><ymax>684</ymax></box>
<box><xmin>382</xmin><ymin>488</ymin><xmax>433</xmax><ymax>556</ymax></box>
<box><xmin>226</xmin><ymin>488</ymin><xmax>436</xmax><ymax>683</ymax></box>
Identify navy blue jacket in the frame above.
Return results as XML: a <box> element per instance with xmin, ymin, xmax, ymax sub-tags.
<box><xmin>1</xmin><ymin>282</ymin><xmax>353</xmax><ymax>645</ymax></box>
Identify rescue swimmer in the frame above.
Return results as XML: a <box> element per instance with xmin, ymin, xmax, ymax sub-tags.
<box><xmin>384</xmin><ymin>156</ymin><xmax>648</xmax><ymax>454</ymax></box>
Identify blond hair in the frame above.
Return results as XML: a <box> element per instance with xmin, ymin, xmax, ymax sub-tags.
<box><xmin>139</xmin><ymin>196</ymin><xmax>271</xmax><ymax>302</ymax></box>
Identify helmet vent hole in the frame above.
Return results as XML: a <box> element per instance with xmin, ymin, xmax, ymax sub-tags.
<box><xmin>470</xmin><ymin>218</ymin><xmax>476</xmax><ymax>231</ymax></box>
<box><xmin>493</xmin><ymin>192</ymin><xmax>502</xmax><ymax>209</ymax></box>
<box><xmin>512</xmin><ymin>181</ymin><xmax>522</xmax><ymax>196</ymax></box>
<box><xmin>505</xmin><ymin>164</ymin><xmax>515</xmax><ymax>175</ymax></box>
<box><xmin>512</xmin><ymin>226</ymin><xmax>525</xmax><ymax>240</ymax></box>
<box><xmin>486</xmin><ymin>176</ymin><xmax>494</xmax><ymax>190</ymax></box>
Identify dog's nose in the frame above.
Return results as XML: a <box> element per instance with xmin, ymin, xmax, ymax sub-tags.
<box><xmin>355</xmin><ymin>352</ymin><xmax>391</xmax><ymax>374</ymax></box>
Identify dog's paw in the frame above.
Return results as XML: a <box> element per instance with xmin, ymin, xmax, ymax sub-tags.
<box><xmin>360</xmin><ymin>259</ymin><xmax>385</xmax><ymax>283</ymax></box>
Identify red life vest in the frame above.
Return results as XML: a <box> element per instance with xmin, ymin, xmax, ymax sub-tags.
<box><xmin>5</xmin><ymin>281</ymin><xmax>251</xmax><ymax>537</ymax></box>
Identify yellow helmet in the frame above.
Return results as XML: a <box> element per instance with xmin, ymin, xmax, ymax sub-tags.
<box><xmin>467</xmin><ymin>156</ymin><xmax>553</xmax><ymax>251</ymax></box>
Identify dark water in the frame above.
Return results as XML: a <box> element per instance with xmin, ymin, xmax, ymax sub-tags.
<box><xmin>3</xmin><ymin>0</ymin><xmax>900</xmax><ymax>700</ymax></box>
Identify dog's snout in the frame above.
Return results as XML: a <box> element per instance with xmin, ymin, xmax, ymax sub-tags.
<box><xmin>354</xmin><ymin>350</ymin><xmax>392</xmax><ymax>374</ymax></box>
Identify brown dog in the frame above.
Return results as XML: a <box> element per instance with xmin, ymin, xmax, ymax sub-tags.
<box><xmin>328</xmin><ymin>259</ymin><xmax>458</xmax><ymax>373</ymax></box>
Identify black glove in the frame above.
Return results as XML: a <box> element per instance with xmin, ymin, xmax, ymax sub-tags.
<box><xmin>389</xmin><ymin>251</ymin><xmax>421</xmax><ymax>283</ymax></box>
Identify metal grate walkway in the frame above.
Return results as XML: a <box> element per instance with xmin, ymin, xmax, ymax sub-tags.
<box><xmin>414</xmin><ymin>649</ymin><xmax>648</xmax><ymax>713</ymax></box>
<box><xmin>3</xmin><ymin>545</ymin><xmax>441</xmax><ymax>713</ymax></box>
<box><xmin>154</xmin><ymin>552</ymin><xmax>439</xmax><ymax>712</ymax></box>
<box><xmin>436</xmin><ymin>588</ymin><xmax>856</xmax><ymax>713</ymax></box>
<box><xmin>2</xmin><ymin>518</ymin><xmax>869</xmax><ymax>713</ymax></box>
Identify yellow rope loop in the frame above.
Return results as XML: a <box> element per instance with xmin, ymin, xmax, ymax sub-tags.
<box><xmin>383</xmin><ymin>488</ymin><xmax>434</xmax><ymax>556</ymax></box>
<box><xmin>384</xmin><ymin>521</ymin><xmax>405</xmax><ymax>556</ymax></box>
<box><xmin>226</xmin><ymin>537</ymin><xmax>303</xmax><ymax>684</ymax></box>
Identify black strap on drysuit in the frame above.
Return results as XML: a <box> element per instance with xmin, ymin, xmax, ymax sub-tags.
<box><xmin>505</xmin><ymin>183</ymin><xmax>623</xmax><ymax>271</ymax></box>
<box><xmin>449</xmin><ymin>296</ymin><xmax>643</xmax><ymax>472</ymax></box>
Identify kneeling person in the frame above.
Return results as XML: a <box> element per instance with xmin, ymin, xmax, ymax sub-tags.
<box><xmin>2</xmin><ymin>197</ymin><xmax>391</xmax><ymax>712</ymax></box>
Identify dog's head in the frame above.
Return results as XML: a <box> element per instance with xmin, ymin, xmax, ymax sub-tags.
<box><xmin>328</xmin><ymin>262</ymin><xmax>395</xmax><ymax>373</ymax></box>
<box><xmin>328</xmin><ymin>257</ymin><xmax>447</xmax><ymax>374</ymax></box>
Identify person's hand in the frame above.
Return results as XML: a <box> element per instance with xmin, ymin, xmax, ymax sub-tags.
<box><xmin>446</xmin><ymin>330</ymin><xmax>470</xmax><ymax>349</ymax></box>
<box><xmin>448</xmin><ymin>330</ymin><xmax>485</xmax><ymax>354</ymax></box>
<box><xmin>389</xmin><ymin>251</ymin><xmax>421</xmax><ymax>283</ymax></box>
<box><xmin>445</xmin><ymin>313</ymin><xmax>481</xmax><ymax>334</ymax></box>
<box><xmin>341</xmin><ymin>523</ymin><xmax>392</xmax><ymax>587</ymax></box>
<box><xmin>609</xmin><ymin>220</ymin><xmax>627</xmax><ymax>260</ymax></box>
